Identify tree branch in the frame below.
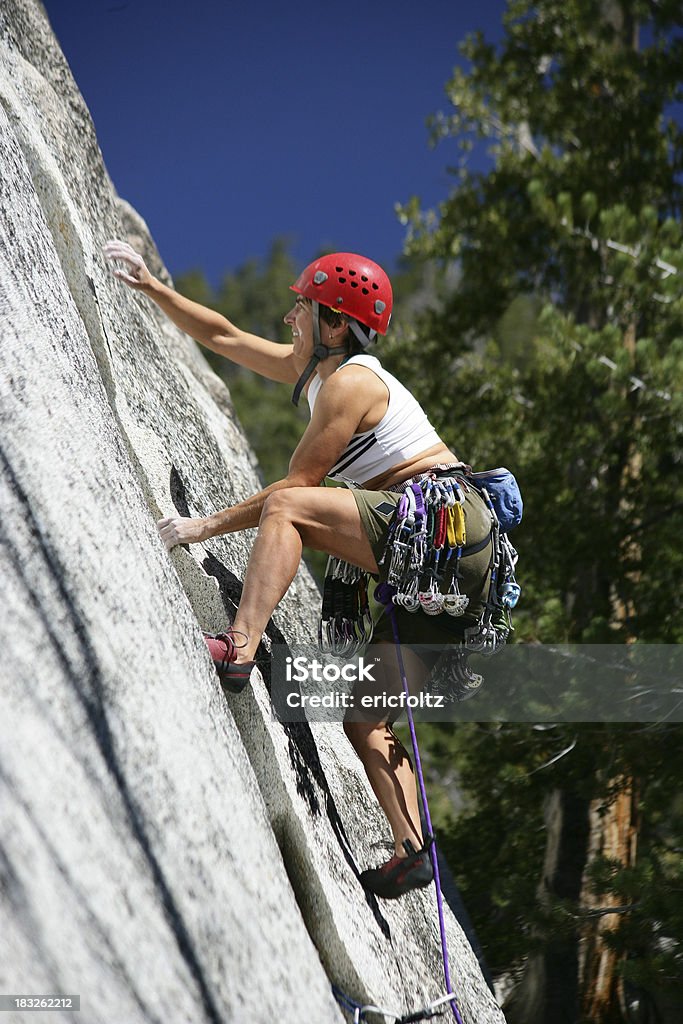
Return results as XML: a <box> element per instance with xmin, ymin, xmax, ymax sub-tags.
<box><xmin>572</xmin><ymin>904</ymin><xmax>640</xmax><ymax>919</ymax></box>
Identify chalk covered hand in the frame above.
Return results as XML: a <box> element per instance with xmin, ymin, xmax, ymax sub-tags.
<box><xmin>103</xmin><ymin>239</ymin><xmax>153</xmax><ymax>289</ymax></box>
<box><xmin>157</xmin><ymin>515</ymin><xmax>209</xmax><ymax>551</ymax></box>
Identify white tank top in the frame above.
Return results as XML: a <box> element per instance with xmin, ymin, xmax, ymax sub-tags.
<box><xmin>306</xmin><ymin>354</ymin><xmax>443</xmax><ymax>485</ymax></box>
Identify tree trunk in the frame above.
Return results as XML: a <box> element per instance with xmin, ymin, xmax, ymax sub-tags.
<box><xmin>504</xmin><ymin>789</ymin><xmax>590</xmax><ymax>1024</ymax></box>
<box><xmin>579</xmin><ymin>780</ymin><xmax>639</xmax><ymax>1022</ymax></box>
<box><xmin>580</xmin><ymin>311</ymin><xmax>641</xmax><ymax>1018</ymax></box>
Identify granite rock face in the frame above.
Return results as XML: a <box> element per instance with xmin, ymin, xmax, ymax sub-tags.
<box><xmin>0</xmin><ymin>3</ymin><xmax>506</xmax><ymax>1023</ymax></box>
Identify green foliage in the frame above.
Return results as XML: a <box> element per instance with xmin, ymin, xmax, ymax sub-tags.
<box><xmin>390</xmin><ymin>0</ymin><xmax>683</xmax><ymax>1011</ymax></box>
<box><xmin>399</xmin><ymin>0</ymin><xmax>683</xmax><ymax>340</ymax></box>
<box><xmin>212</xmin><ymin>237</ymin><xmax>300</xmax><ymax>344</ymax></box>
<box><xmin>389</xmin><ymin>0</ymin><xmax>683</xmax><ymax>645</ymax></box>
<box><xmin>410</xmin><ymin>721</ymin><xmax>683</xmax><ymax>992</ymax></box>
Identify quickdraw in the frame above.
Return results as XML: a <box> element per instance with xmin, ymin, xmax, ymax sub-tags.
<box><xmin>460</xmin><ymin>483</ymin><xmax>520</xmax><ymax>658</ymax></box>
<box><xmin>384</xmin><ymin>474</ymin><xmax>471</xmax><ymax>615</ymax></box>
<box><xmin>316</xmin><ymin>470</ymin><xmax>522</xmax><ymax>670</ymax></box>
<box><xmin>381</xmin><ymin>471</ymin><xmax>522</xmax><ymax>659</ymax></box>
<box><xmin>442</xmin><ymin>501</ymin><xmax>470</xmax><ymax>617</ymax></box>
<box><xmin>319</xmin><ymin>557</ymin><xmax>374</xmax><ymax>658</ymax></box>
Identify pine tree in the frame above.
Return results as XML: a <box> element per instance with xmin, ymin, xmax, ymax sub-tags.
<box><xmin>387</xmin><ymin>2</ymin><xmax>683</xmax><ymax>1019</ymax></box>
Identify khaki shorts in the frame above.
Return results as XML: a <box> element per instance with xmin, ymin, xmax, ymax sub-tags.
<box><xmin>351</xmin><ymin>483</ymin><xmax>493</xmax><ymax>645</ymax></box>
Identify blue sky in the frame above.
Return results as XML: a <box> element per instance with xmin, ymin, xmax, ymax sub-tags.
<box><xmin>42</xmin><ymin>0</ymin><xmax>508</xmax><ymax>286</ymax></box>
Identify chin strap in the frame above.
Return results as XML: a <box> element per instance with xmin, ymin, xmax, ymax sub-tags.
<box><xmin>348</xmin><ymin>318</ymin><xmax>376</xmax><ymax>349</ymax></box>
<box><xmin>291</xmin><ymin>300</ymin><xmax>350</xmax><ymax>406</ymax></box>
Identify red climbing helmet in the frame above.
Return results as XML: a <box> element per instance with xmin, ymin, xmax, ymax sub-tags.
<box><xmin>290</xmin><ymin>253</ymin><xmax>393</xmax><ymax>334</ymax></box>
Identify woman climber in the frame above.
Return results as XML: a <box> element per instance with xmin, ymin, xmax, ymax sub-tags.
<box><xmin>104</xmin><ymin>239</ymin><xmax>494</xmax><ymax>899</ymax></box>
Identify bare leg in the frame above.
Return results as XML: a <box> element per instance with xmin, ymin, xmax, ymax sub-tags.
<box><xmin>343</xmin><ymin>644</ymin><xmax>431</xmax><ymax>856</ymax></box>
<box><xmin>344</xmin><ymin>719</ymin><xmax>423</xmax><ymax>856</ymax></box>
<box><xmin>226</xmin><ymin>487</ymin><xmax>425</xmax><ymax>859</ymax></box>
<box><xmin>230</xmin><ymin>487</ymin><xmax>379</xmax><ymax>661</ymax></box>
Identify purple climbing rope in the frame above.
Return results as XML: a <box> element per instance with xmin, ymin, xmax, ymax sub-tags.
<box><xmin>376</xmin><ymin>583</ymin><xmax>465</xmax><ymax>1024</ymax></box>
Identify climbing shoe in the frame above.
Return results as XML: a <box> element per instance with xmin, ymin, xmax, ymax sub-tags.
<box><xmin>203</xmin><ymin>632</ymin><xmax>255</xmax><ymax>694</ymax></box>
<box><xmin>360</xmin><ymin>839</ymin><xmax>434</xmax><ymax>899</ymax></box>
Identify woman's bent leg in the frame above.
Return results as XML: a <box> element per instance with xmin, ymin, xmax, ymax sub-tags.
<box><xmin>231</xmin><ymin>486</ymin><xmax>379</xmax><ymax>661</ymax></box>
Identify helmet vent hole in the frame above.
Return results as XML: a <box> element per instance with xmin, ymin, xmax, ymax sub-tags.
<box><xmin>361</xmin><ymin>275</ymin><xmax>368</xmax><ymax>282</ymax></box>
<box><xmin>338</xmin><ymin>276</ymin><xmax>346</xmax><ymax>283</ymax></box>
<box><xmin>349</xmin><ymin>269</ymin><xmax>357</xmax><ymax>276</ymax></box>
<box><xmin>351</xmin><ymin>281</ymin><xmax>358</xmax><ymax>288</ymax></box>
<box><xmin>362</xmin><ymin>287</ymin><xmax>369</xmax><ymax>295</ymax></box>
<box><xmin>372</xmin><ymin>283</ymin><xmax>379</xmax><ymax>290</ymax></box>
<box><xmin>335</xmin><ymin>266</ymin><xmax>343</xmax><ymax>272</ymax></box>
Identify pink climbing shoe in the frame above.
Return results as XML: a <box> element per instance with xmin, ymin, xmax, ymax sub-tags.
<box><xmin>203</xmin><ymin>631</ymin><xmax>255</xmax><ymax>694</ymax></box>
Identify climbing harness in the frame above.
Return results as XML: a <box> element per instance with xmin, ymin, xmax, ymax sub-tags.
<box><xmin>332</xmin><ymin>584</ymin><xmax>466</xmax><ymax>1024</ymax></box>
<box><xmin>379</xmin><ymin>468</ymin><xmax>522</xmax><ymax>690</ymax></box>
<box><xmin>384</xmin><ymin>476</ymin><xmax>476</xmax><ymax>620</ymax></box>
<box><xmin>316</xmin><ymin>468</ymin><xmax>522</xmax><ymax>699</ymax></box>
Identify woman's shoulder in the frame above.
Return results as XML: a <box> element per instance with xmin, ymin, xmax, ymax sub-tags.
<box><xmin>333</xmin><ymin>354</ymin><xmax>392</xmax><ymax>396</ymax></box>
<box><xmin>339</xmin><ymin>353</ymin><xmax>411</xmax><ymax>396</ymax></box>
<box><xmin>342</xmin><ymin>353</ymin><xmax>382</xmax><ymax>370</ymax></box>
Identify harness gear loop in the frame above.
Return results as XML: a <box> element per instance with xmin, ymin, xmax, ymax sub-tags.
<box><xmin>377</xmin><ymin>471</ymin><xmax>521</xmax><ymax>678</ymax></box>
